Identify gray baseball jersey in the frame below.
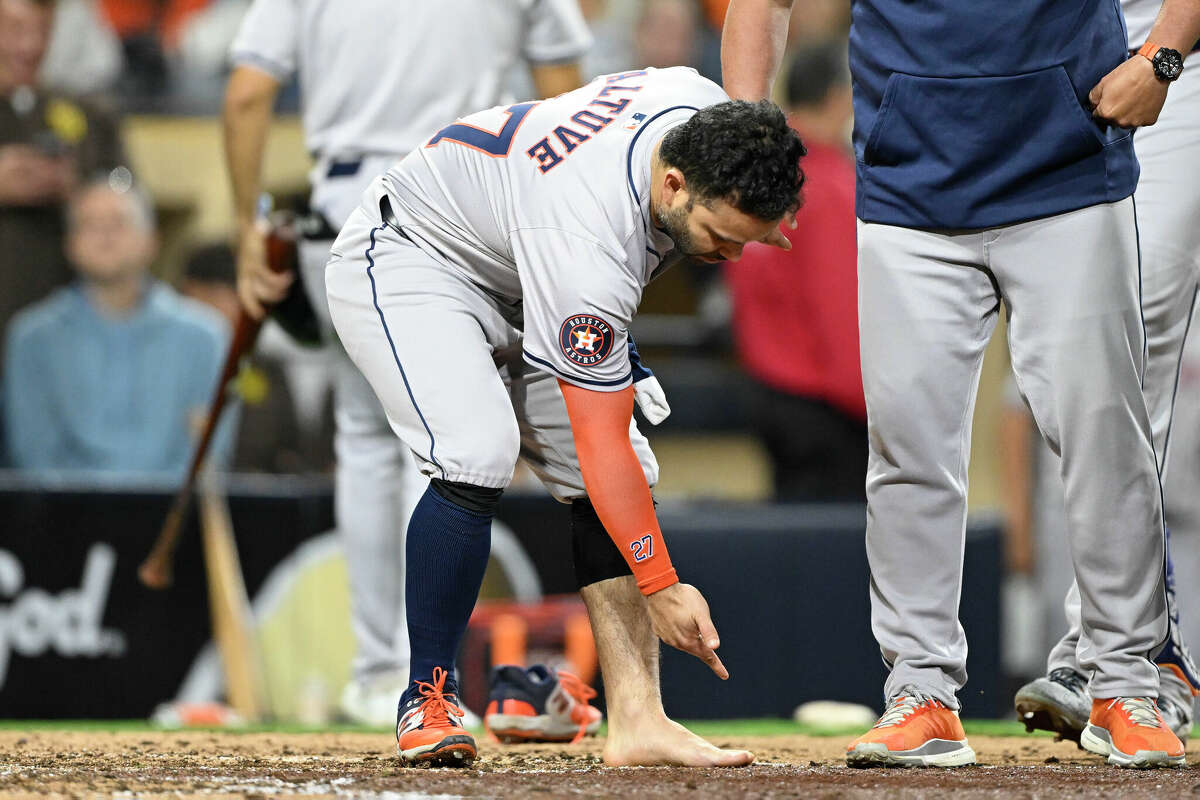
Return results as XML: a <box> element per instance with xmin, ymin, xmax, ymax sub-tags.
<box><xmin>231</xmin><ymin>0</ymin><xmax>591</xmax><ymax>227</ymax></box>
<box><xmin>379</xmin><ymin>66</ymin><xmax>728</xmax><ymax>391</ymax></box>
<box><xmin>230</xmin><ymin>0</ymin><xmax>592</xmax><ymax>162</ymax></box>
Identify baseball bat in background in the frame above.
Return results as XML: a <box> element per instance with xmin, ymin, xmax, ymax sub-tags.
<box><xmin>139</xmin><ymin>213</ymin><xmax>300</xmax><ymax>590</ymax></box>
<box><xmin>199</xmin><ymin>471</ymin><xmax>267</xmax><ymax>722</ymax></box>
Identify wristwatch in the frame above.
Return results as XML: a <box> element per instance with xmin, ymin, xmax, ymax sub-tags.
<box><xmin>1137</xmin><ymin>42</ymin><xmax>1185</xmax><ymax>82</ymax></box>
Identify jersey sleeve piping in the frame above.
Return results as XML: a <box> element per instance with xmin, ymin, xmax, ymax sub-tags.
<box><xmin>523</xmin><ymin>349</ymin><xmax>633</xmax><ymax>390</ymax></box>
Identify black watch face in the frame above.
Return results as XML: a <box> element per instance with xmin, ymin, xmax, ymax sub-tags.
<box><xmin>1155</xmin><ymin>48</ymin><xmax>1184</xmax><ymax>81</ymax></box>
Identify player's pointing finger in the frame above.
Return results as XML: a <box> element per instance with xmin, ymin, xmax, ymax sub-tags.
<box><xmin>699</xmin><ymin>643</ymin><xmax>729</xmax><ymax>680</ymax></box>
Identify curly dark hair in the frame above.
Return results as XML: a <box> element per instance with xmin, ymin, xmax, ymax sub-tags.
<box><xmin>659</xmin><ymin>100</ymin><xmax>806</xmax><ymax>221</ymax></box>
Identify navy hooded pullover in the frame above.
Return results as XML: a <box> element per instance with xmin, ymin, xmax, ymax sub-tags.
<box><xmin>850</xmin><ymin>0</ymin><xmax>1138</xmax><ymax>229</ymax></box>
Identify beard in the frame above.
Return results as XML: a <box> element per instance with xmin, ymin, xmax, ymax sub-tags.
<box><xmin>653</xmin><ymin>202</ymin><xmax>707</xmax><ymax>258</ymax></box>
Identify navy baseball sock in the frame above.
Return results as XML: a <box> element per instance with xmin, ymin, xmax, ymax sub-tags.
<box><xmin>401</xmin><ymin>480</ymin><xmax>499</xmax><ymax>706</ymax></box>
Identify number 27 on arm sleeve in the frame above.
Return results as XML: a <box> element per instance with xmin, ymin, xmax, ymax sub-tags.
<box><xmin>559</xmin><ymin>379</ymin><xmax>679</xmax><ymax>595</ymax></box>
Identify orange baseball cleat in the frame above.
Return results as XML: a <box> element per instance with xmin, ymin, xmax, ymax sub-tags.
<box><xmin>484</xmin><ymin>665</ymin><xmax>603</xmax><ymax>743</ymax></box>
<box><xmin>1081</xmin><ymin>697</ymin><xmax>1186</xmax><ymax>768</ymax></box>
<box><xmin>396</xmin><ymin>667</ymin><xmax>477</xmax><ymax>766</ymax></box>
<box><xmin>846</xmin><ymin>689</ymin><xmax>976</xmax><ymax>767</ymax></box>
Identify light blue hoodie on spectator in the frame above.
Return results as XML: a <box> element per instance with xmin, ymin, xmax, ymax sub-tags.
<box><xmin>2</xmin><ymin>281</ymin><xmax>236</xmax><ymax>480</ymax></box>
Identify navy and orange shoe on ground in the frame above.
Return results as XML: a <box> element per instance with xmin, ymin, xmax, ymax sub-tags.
<box><xmin>396</xmin><ymin>667</ymin><xmax>477</xmax><ymax>766</ymax></box>
<box><xmin>1080</xmin><ymin>697</ymin><xmax>1186</xmax><ymax>768</ymax></box>
<box><xmin>846</xmin><ymin>689</ymin><xmax>976</xmax><ymax>767</ymax></box>
<box><xmin>484</xmin><ymin>665</ymin><xmax>603</xmax><ymax>743</ymax></box>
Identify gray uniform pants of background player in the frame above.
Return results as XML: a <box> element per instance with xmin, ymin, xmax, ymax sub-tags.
<box><xmin>300</xmin><ymin>236</ymin><xmax>425</xmax><ymax>687</ymax></box>
<box><xmin>325</xmin><ymin>199</ymin><xmax>658</xmax><ymax>506</ymax></box>
<box><xmin>859</xmin><ymin>197</ymin><xmax>1169</xmax><ymax>707</ymax></box>
<box><xmin>1045</xmin><ymin>62</ymin><xmax>1200</xmax><ymax>716</ymax></box>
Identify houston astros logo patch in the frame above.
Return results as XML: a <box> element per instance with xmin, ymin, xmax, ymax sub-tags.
<box><xmin>559</xmin><ymin>314</ymin><xmax>615</xmax><ymax>367</ymax></box>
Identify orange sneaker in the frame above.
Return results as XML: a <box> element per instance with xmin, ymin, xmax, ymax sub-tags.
<box><xmin>1081</xmin><ymin>697</ymin><xmax>1186</xmax><ymax>768</ymax></box>
<box><xmin>846</xmin><ymin>690</ymin><xmax>975</xmax><ymax>767</ymax></box>
<box><xmin>484</xmin><ymin>665</ymin><xmax>603</xmax><ymax>743</ymax></box>
<box><xmin>396</xmin><ymin>667</ymin><xmax>477</xmax><ymax>766</ymax></box>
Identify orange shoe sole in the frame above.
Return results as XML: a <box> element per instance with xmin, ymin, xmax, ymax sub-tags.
<box><xmin>1080</xmin><ymin>724</ymin><xmax>1186</xmax><ymax>769</ymax></box>
<box><xmin>846</xmin><ymin>739</ymin><xmax>976</xmax><ymax>768</ymax></box>
<box><xmin>486</xmin><ymin>713</ymin><xmax>601</xmax><ymax>744</ymax></box>
<box><xmin>398</xmin><ymin>735</ymin><xmax>477</xmax><ymax>767</ymax></box>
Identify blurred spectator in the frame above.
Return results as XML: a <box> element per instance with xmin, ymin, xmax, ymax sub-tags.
<box><xmin>179</xmin><ymin>242</ymin><xmax>332</xmax><ymax>473</ymax></box>
<box><xmin>98</xmin><ymin>0</ymin><xmax>211</xmax><ymax>98</ymax></box>
<box><xmin>723</xmin><ymin>41</ymin><xmax>860</xmax><ymax>501</ymax></box>
<box><xmin>2</xmin><ymin>178</ymin><xmax>232</xmax><ymax>477</ymax></box>
<box><xmin>38</xmin><ymin>0</ymin><xmax>123</xmax><ymax>97</ymax></box>
<box><xmin>0</xmin><ymin>0</ymin><xmax>127</xmax><ymax>355</ymax></box>
<box><xmin>634</xmin><ymin>0</ymin><xmax>700</xmax><ymax>70</ymax></box>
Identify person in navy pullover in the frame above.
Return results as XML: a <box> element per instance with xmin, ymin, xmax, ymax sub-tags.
<box><xmin>723</xmin><ymin>0</ymin><xmax>1200</xmax><ymax>769</ymax></box>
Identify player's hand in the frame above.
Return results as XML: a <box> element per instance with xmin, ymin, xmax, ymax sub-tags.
<box><xmin>237</xmin><ymin>221</ymin><xmax>293</xmax><ymax>320</ymax></box>
<box><xmin>633</xmin><ymin>375</ymin><xmax>671</xmax><ymax>425</ymax></box>
<box><xmin>1089</xmin><ymin>55</ymin><xmax>1168</xmax><ymax>128</ymax></box>
<box><xmin>646</xmin><ymin>582</ymin><xmax>729</xmax><ymax>680</ymax></box>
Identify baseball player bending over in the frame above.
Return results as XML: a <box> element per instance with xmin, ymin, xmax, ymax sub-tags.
<box><xmin>326</xmin><ymin>67</ymin><xmax>804</xmax><ymax>767</ymax></box>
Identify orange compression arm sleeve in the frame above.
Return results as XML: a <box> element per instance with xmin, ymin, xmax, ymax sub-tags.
<box><xmin>558</xmin><ymin>380</ymin><xmax>679</xmax><ymax>595</ymax></box>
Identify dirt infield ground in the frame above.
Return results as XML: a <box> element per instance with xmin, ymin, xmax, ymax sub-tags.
<box><xmin>0</xmin><ymin>730</ymin><xmax>1196</xmax><ymax>798</ymax></box>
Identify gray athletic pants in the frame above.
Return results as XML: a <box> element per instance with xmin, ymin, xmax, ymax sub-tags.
<box><xmin>1046</xmin><ymin>62</ymin><xmax>1200</xmax><ymax>715</ymax></box>
<box><xmin>859</xmin><ymin>197</ymin><xmax>1169</xmax><ymax>708</ymax></box>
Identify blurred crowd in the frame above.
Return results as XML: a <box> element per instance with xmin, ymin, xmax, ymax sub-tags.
<box><xmin>2</xmin><ymin>0</ymin><xmax>1198</xmax><ymax>693</ymax></box>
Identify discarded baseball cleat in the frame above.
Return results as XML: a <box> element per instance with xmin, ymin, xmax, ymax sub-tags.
<box><xmin>485</xmin><ymin>664</ymin><xmax>603</xmax><ymax>744</ymax></box>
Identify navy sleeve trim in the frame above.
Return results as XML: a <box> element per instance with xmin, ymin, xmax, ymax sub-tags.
<box><xmin>523</xmin><ymin>350</ymin><xmax>633</xmax><ymax>387</ymax></box>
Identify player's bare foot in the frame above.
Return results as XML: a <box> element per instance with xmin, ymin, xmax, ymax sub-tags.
<box><xmin>603</xmin><ymin>715</ymin><xmax>754</xmax><ymax>767</ymax></box>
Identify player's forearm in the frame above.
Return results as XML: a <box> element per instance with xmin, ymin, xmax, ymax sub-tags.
<box><xmin>222</xmin><ymin>67</ymin><xmax>280</xmax><ymax>231</ymax></box>
<box><xmin>1145</xmin><ymin>0</ymin><xmax>1200</xmax><ymax>53</ymax></box>
<box><xmin>721</xmin><ymin>0</ymin><xmax>795</xmax><ymax>101</ymax></box>
<box><xmin>559</xmin><ymin>381</ymin><xmax>679</xmax><ymax>595</ymax></box>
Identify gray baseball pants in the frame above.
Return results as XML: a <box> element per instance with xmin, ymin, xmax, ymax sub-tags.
<box><xmin>300</xmin><ymin>168</ymin><xmax>425</xmax><ymax>688</ymax></box>
<box><xmin>1046</xmin><ymin>61</ymin><xmax>1200</xmax><ymax>715</ymax></box>
<box><xmin>859</xmin><ymin>196</ymin><xmax>1169</xmax><ymax>707</ymax></box>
